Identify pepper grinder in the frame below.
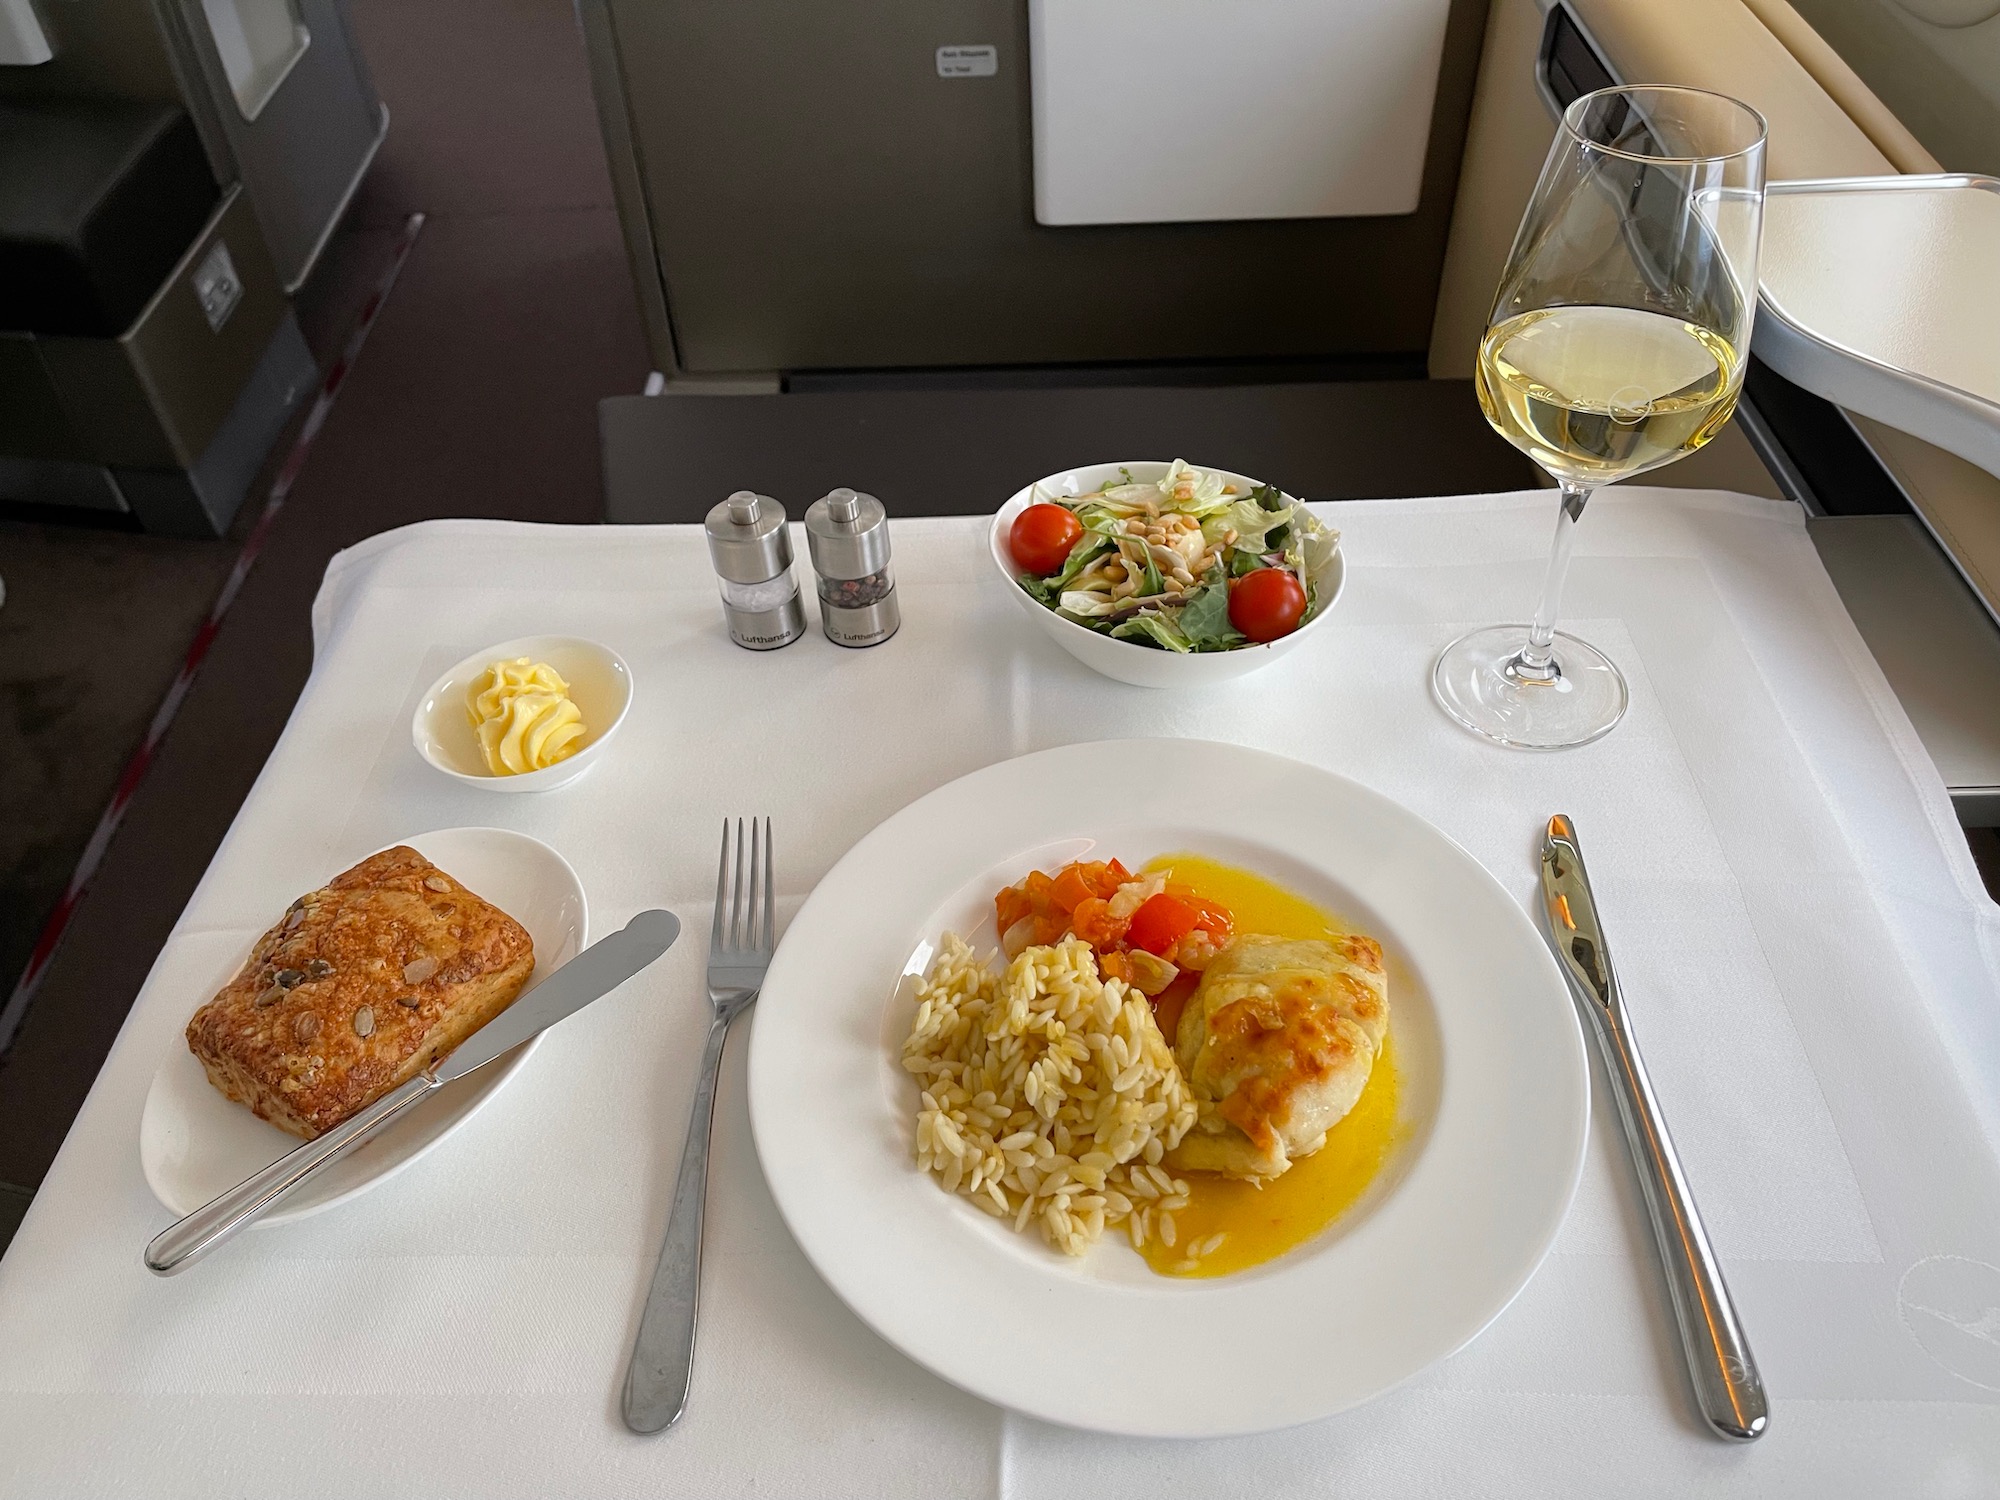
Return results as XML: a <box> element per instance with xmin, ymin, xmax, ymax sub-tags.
<box><xmin>803</xmin><ymin>488</ymin><xmax>900</xmax><ymax>648</ymax></box>
<box><xmin>704</xmin><ymin>490</ymin><xmax>806</xmax><ymax>650</ymax></box>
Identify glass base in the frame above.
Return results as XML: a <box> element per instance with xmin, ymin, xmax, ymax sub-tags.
<box><xmin>1431</xmin><ymin>625</ymin><xmax>1629</xmax><ymax>750</ymax></box>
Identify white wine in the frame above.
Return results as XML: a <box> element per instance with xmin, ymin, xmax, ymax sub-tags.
<box><xmin>1476</xmin><ymin>305</ymin><xmax>1742</xmax><ymax>488</ymax></box>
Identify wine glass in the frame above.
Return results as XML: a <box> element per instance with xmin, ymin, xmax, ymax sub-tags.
<box><xmin>1432</xmin><ymin>86</ymin><xmax>1768</xmax><ymax>750</ymax></box>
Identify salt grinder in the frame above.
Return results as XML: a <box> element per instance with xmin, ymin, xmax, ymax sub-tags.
<box><xmin>704</xmin><ymin>490</ymin><xmax>806</xmax><ymax>650</ymax></box>
<box><xmin>804</xmin><ymin>488</ymin><xmax>900</xmax><ymax>648</ymax></box>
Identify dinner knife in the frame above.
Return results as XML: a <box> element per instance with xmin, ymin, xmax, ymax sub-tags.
<box><xmin>144</xmin><ymin>908</ymin><xmax>682</xmax><ymax>1276</ymax></box>
<box><xmin>1540</xmin><ymin>815</ymin><xmax>1767</xmax><ymax>1441</ymax></box>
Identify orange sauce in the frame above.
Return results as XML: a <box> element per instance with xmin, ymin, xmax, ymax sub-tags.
<box><xmin>1136</xmin><ymin>853</ymin><xmax>1402</xmax><ymax>1278</ymax></box>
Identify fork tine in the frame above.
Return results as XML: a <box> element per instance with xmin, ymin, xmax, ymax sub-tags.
<box><xmin>730</xmin><ymin>817</ymin><xmax>746</xmax><ymax>951</ymax></box>
<box><xmin>711</xmin><ymin>818</ymin><xmax>729</xmax><ymax>954</ymax></box>
<box><xmin>762</xmin><ymin>817</ymin><xmax>775</xmax><ymax>955</ymax></box>
<box><xmin>744</xmin><ymin>816</ymin><xmax>756</xmax><ymax>956</ymax></box>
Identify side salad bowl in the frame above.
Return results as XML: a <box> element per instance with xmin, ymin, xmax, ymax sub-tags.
<box><xmin>988</xmin><ymin>461</ymin><xmax>1345</xmax><ymax>689</ymax></box>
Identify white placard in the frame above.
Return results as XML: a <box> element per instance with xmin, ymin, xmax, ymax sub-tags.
<box><xmin>1029</xmin><ymin>0</ymin><xmax>1452</xmax><ymax>225</ymax></box>
<box><xmin>937</xmin><ymin>44</ymin><xmax>999</xmax><ymax>78</ymax></box>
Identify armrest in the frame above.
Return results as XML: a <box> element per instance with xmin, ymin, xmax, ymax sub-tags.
<box><xmin>1756</xmin><ymin>175</ymin><xmax>2000</xmax><ymax>486</ymax></box>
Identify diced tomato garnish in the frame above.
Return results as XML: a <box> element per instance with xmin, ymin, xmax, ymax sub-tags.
<box><xmin>1070</xmin><ymin>897</ymin><xmax>1127</xmax><ymax>948</ymax></box>
<box><xmin>1182</xmin><ymin>893</ymin><xmax>1233</xmax><ymax>940</ymax></box>
<box><xmin>1127</xmin><ymin>892</ymin><xmax>1198</xmax><ymax>956</ymax></box>
<box><xmin>1051</xmin><ymin>864</ymin><xmax>1096</xmax><ymax>913</ymax></box>
<box><xmin>995</xmin><ymin>887</ymin><xmax>1033</xmax><ymax>934</ymax></box>
<box><xmin>995</xmin><ymin>858</ymin><xmax>1207</xmax><ymax>956</ymax></box>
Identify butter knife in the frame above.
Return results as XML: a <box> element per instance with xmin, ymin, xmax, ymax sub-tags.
<box><xmin>1541</xmin><ymin>815</ymin><xmax>1767</xmax><ymax>1441</ymax></box>
<box><xmin>145</xmin><ymin>908</ymin><xmax>682</xmax><ymax>1275</ymax></box>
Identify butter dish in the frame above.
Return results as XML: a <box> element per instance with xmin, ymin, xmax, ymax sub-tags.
<box><xmin>412</xmin><ymin>634</ymin><xmax>631</xmax><ymax>793</ymax></box>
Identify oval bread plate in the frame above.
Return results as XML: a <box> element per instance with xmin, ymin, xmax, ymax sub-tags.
<box><xmin>748</xmin><ymin>739</ymin><xmax>1588</xmax><ymax>1439</ymax></box>
<box><xmin>140</xmin><ymin>827</ymin><xmax>587</xmax><ymax>1225</ymax></box>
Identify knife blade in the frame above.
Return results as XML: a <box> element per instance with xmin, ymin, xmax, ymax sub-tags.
<box><xmin>432</xmin><ymin>907</ymin><xmax>680</xmax><ymax>1083</ymax></box>
<box><xmin>145</xmin><ymin>908</ymin><xmax>681</xmax><ymax>1274</ymax></box>
<box><xmin>1541</xmin><ymin>814</ymin><xmax>1767</xmax><ymax>1441</ymax></box>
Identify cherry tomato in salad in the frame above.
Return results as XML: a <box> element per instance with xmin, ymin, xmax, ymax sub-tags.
<box><xmin>1010</xmin><ymin>504</ymin><xmax>1083</xmax><ymax>575</ymax></box>
<box><xmin>1126</xmin><ymin>892</ymin><xmax>1199</xmax><ymax>956</ymax></box>
<box><xmin>1228</xmin><ymin>567</ymin><xmax>1308</xmax><ymax>643</ymax></box>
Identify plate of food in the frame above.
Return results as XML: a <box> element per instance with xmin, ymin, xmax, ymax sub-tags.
<box><xmin>140</xmin><ymin>827</ymin><xmax>587</xmax><ymax>1224</ymax></box>
<box><xmin>990</xmin><ymin>461</ymin><xmax>1344</xmax><ymax>687</ymax></box>
<box><xmin>747</xmin><ymin>739</ymin><xmax>1588</xmax><ymax>1437</ymax></box>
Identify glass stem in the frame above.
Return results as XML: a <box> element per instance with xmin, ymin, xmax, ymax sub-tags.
<box><xmin>1516</xmin><ymin>482</ymin><xmax>1592</xmax><ymax>680</ymax></box>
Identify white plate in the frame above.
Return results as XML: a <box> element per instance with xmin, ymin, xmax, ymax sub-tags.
<box><xmin>990</xmin><ymin>462</ymin><xmax>1345</xmax><ymax>689</ymax></box>
<box><xmin>412</xmin><ymin>635</ymin><xmax>633</xmax><ymax>793</ymax></box>
<box><xmin>141</xmin><ymin>827</ymin><xmax>588</xmax><ymax>1225</ymax></box>
<box><xmin>748</xmin><ymin>740</ymin><xmax>1587</xmax><ymax>1438</ymax></box>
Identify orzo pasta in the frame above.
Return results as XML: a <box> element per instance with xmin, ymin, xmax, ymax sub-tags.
<box><xmin>903</xmin><ymin>934</ymin><xmax>1194</xmax><ymax>1255</ymax></box>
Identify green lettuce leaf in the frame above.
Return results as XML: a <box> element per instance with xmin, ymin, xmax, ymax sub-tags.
<box><xmin>1019</xmin><ymin>572</ymin><xmax>1057</xmax><ymax>606</ymax></box>
<box><xmin>1155</xmin><ymin>460</ymin><xmax>1238</xmax><ymax>518</ymax></box>
<box><xmin>1018</xmin><ymin>531</ymin><xmax>1112</xmax><ymax>609</ymax></box>
<box><xmin>1203</xmin><ymin>496</ymin><xmax>1296</xmax><ymax>554</ymax></box>
<box><xmin>1110</xmin><ymin>611</ymin><xmax>1193</xmax><ymax>652</ymax></box>
<box><xmin>1229</xmin><ymin>547</ymin><xmax>1269</xmax><ymax>577</ymax></box>
<box><xmin>1179</xmin><ymin>570</ymin><xmax>1249</xmax><ymax>651</ymax></box>
<box><xmin>1101</xmin><ymin>481</ymin><xmax>1154</xmax><ymax>507</ymax></box>
<box><xmin>1049</xmin><ymin>531</ymin><xmax>1112</xmax><ymax>589</ymax></box>
<box><xmin>1301</xmin><ymin>513</ymin><xmax>1340</xmax><ymax>581</ymax></box>
<box><xmin>1057</xmin><ymin>589</ymin><xmax>1124</xmax><ymax>619</ymax></box>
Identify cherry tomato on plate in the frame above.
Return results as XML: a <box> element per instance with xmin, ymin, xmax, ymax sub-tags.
<box><xmin>1228</xmin><ymin>567</ymin><xmax>1308</xmax><ymax>643</ymax></box>
<box><xmin>1010</xmin><ymin>503</ymin><xmax>1084</xmax><ymax>575</ymax></box>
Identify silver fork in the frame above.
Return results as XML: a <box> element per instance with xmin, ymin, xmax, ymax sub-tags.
<box><xmin>622</xmin><ymin>817</ymin><xmax>774</xmax><ymax>1434</ymax></box>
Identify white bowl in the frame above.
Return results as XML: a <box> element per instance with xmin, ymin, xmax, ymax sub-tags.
<box><xmin>413</xmin><ymin>635</ymin><xmax>632</xmax><ymax>792</ymax></box>
<box><xmin>989</xmin><ymin>461</ymin><xmax>1345</xmax><ymax>688</ymax></box>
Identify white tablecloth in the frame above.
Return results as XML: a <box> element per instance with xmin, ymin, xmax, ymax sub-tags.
<box><xmin>4</xmin><ymin>490</ymin><xmax>1999</xmax><ymax>1498</ymax></box>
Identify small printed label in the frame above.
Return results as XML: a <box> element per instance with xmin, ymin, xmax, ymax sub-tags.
<box><xmin>936</xmin><ymin>44</ymin><xmax>997</xmax><ymax>78</ymax></box>
<box><xmin>192</xmin><ymin>241</ymin><xmax>243</xmax><ymax>332</ymax></box>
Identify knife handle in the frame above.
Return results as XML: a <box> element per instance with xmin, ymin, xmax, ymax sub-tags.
<box><xmin>144</xmin><ymin>1073</ymin><xmax>438</xmax><ymax>1275</ymax></box>
<box><xmin>1584</xmin><ymin>1006</ymin><xmax>1768</xmax><ymax>1440</ymax></box>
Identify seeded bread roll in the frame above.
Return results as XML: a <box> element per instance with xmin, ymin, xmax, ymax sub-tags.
<box><xmin>186</xmin><ymin>846</ymin><xmax>536</xmax><ymax>1138</ymax></box>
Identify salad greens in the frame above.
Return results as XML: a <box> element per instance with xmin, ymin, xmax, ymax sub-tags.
<box><xmin>1015</xmin><ymin>461</ymin><xmax>1337</xmax><ymax>652</ymax></box>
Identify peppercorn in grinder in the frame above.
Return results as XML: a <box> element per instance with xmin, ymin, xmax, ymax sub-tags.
<box><xmin>803</xmin><ymin>488</ymin><xmax>900</xmax><ymax>648</ymax></box>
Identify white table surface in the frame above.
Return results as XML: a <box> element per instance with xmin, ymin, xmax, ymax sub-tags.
<box><xmin>4</xmin><ymin>489</ymin><xmax>1999</xmax><ymax>1498</ymax></box>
